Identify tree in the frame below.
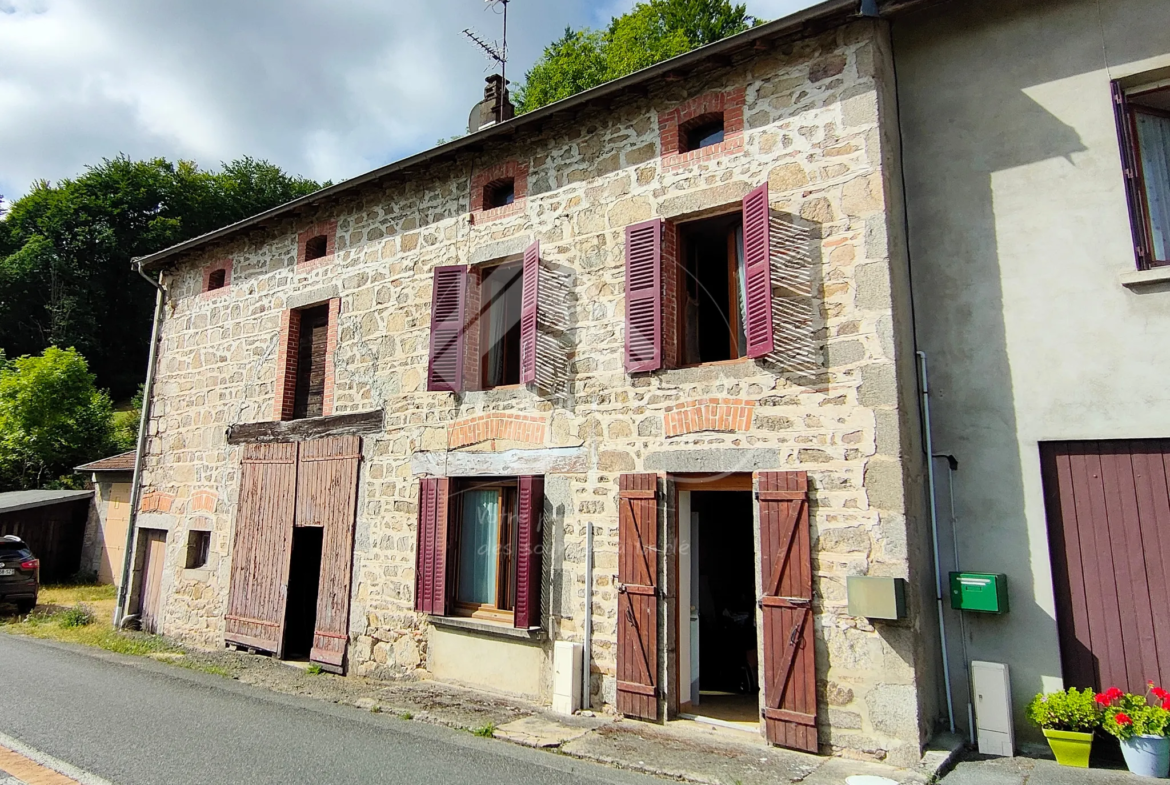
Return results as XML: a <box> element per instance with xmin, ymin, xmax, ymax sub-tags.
<box><xmin>0</xmin><ymin>347</ymin><xmax>116</xmax><ymax>491</ymax></box>
<box><xmin>515</xmin><ymin>0</ymin><xmax>755</xmax><ymax>113</ymax></box>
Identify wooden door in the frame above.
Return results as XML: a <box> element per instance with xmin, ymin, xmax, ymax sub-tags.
<box><xmin>138</xmin><ymin>530</ymin><xmax>168</xmax><ymax>634</ymax></box>
<box><xmin>617</xmin><ymin>473</ymin><xmax>660</xmax><ymax>721</ymax></box>
<box><xmin>1042</xmin><ymin>440</ymin><xmax>1170</xmax><ymax>693</ymax></box>
<box><xmin>99</xmin><ymin>483</ymin><xmax>131</xmax><ymax>586</ymax></box>
<box><xmin>298</xmin><ymin>435</ymin><xmax>361</xmax><ymax>671</ymax></box>
<box><xmin>225</xmin><ymin>442</ymin><xmax>298</xmax><ymax>655</ymax></box>
<box><xmin>758</xmin><ymin>471</ymin><xmax>817</xmax><ymax>752</ymax></box>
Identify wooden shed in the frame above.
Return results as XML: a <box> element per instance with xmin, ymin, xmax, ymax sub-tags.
<box><xmin>0</xmin><ymin>490</ymin><xmax>94</xmax><ymax>582</ymax></box>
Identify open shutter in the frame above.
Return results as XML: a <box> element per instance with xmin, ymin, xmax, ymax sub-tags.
<box><xmin>758</xmin><ymin>471</ymin><xmax>816</xmax><ymax>752</ymax></box>
<box><xmin>415</xmin><ymin>477</ymin><xmax>450</xmax><ymax>615</ymax></box>
<box><xmin>514</xmin><ymin>475</ymin><xmax>544</xmax><ymax>629</ymax></box>
<box><xmin>427</xmin><ymin>266</ymin><xmax>467</xmax><ymax>392</ymax></box>
<box><xmin>743</xmin><ymin>183</ymin><xmax>775</xmax><ymax>358</ymax></box>
<box><xmin>624</xmin><ymin>219</ymin><xmax>663</xmax><ymax>373</ymax></box>
<box><xmin>1112</xmin><ymin>81</ymin><xmax>1153</xmax><ymax>268</ymax></box>
<box><xmin>298</xmin><ymin>435</ymin><xmax>362</xmax><ymax>672</ymax></box>
<box><xmin>520</xmin><ymin>241</ymin><xmax>540</xmax><ymax>385</ymax></box>
<box><xmin>617</xmin><ymin>473</ymin><xmax>659</xmax><ymax>720</ymax></box>
<box><xmin>225</xmin><ymin>442</ymin><xmax>298</xmax><ymax>656</ymax></box>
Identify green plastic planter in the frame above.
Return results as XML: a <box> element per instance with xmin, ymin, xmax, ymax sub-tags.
<box><xmin>1043</xmin><ymin>728</ymin><xmax>1094</xmax><ymax>768</ymax></box>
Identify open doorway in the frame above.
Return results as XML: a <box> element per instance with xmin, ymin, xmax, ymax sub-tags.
<box><xmin>680</xmin><ymin>488</ymin><xmax>759</xmax><ymax>731</ymax></box>
<box><xmin>283</xmin><ymin>526</ymin><xmax>322</xmax><ymax>660</ymax></box>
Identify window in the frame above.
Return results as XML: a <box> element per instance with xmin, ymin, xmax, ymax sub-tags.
<box><xmin>683</xmin><ymin>116</ymin><xmax>726</xmax><ymax>153</ymax></box>
<box><xmin>185</xmin><ymin>530</ymin><xmax>211</xmax><ymax>569</ymax></box>
<box><xmin>479</xmin><ymin>262</ymin><xmax>524</xmax><ymax>388</ymax></box>
<box><xmin>1118</xmin><ymin>83</ymin><xmax>1170</xmax><ymax>268</ymax></box>
<box><xmin>453</xmin><ymin>481</ymin><xmax>517</xmax><ymax>620</ymax></box>
<box><xmin>677</xmin><ymin>213</ymin><xmax>746</xmax><ymax>365</ymax></box>
<box><xmin>293</xmin><ymin>304</ymin><xmax>330</xmax><ymax>419</ymax></box>
<box><xmin>305</xmin><ymin>235</ymin><xmax>328</xmax><ymax>262</ymax></box>
<box><xmin>202</xmin><ymin>260</ymin><xmax>232</xmax><ymax>294</ymax></box>
<box><xmin>297</xmin><ymin>222</ymin><xmax>337</xmax><ymax>269</ymax></box>
<box><xmin>206</xmin><ymin>268</ymin><xmax>227</xmax><ymax>291</ymax></box>
<box><xmin>485</xmin><ymin>178</ymin><xmax>516</xmax><ymax>209</ymax></box>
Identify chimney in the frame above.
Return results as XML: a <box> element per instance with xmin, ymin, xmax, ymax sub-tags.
<box><xmin>468</xmin><ymin>74</ymin><xmax>516</xmax><ymax>134</ymax></box>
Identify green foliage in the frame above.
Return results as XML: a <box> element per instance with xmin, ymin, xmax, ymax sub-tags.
<box><xmin>1026</xmin><ymin>688</ymin><xmax>1103</xmax><ymax>732</ymax></box>
<box><xmin>112</xmin><ymin>382</ymin><xmax>145</xmax><ymax>453</ymax></box>
<box><xmin>399</xmin><ymin>711</ymin><xmax>414</xmax><ymax>721</ymax></box>
<box><xmin>306</xmin><ymin>663</ymin><xmax>324</xmax><ymax>675</ymax></box>
<box><xmin>0</xmin><ymin>156</ymin><xmax>324</xmax><ymax>400</ymax></box>
<box><xmin>59</xmin><ymin>603</ymin><xmax>95</xmax><ymax>628</ymax></box>
<box><xmin>515</xmin><ymin>0</ymin><xmax>754</xmax><ymax>113</ymax></box>
<box><xmin>0</xmin><ymin>347</ymin><xmax>116</xmax><ymax>490</ymax></box>
<box><xmin>1099</xmin><ymin>686</ymin><xmax>1170</xmax><ymax>740</ymax></box>
<box><xmin>471</xmin><ymin>722</ymin><xmax>497</xmax><ymax>738</ymax></box>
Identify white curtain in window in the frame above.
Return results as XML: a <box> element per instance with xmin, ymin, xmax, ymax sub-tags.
<box><xmin>485</xmin><ymin>275</ymin><xmax>508</xmax><ymax>387</ymax></box>
<box><xmin>457</xmin><ymin>489</ymin><xmax>499</xmax><ymax>605</ymax></box>
<box><xmin>1136</xmin><ymin>112</ymin><xmax>1170</xmax><ymax>262</ymax></box>
<box><xmin>734</xmin><ymin>224</ymin><xmax>747</xmax><ymax>356</ymax></box>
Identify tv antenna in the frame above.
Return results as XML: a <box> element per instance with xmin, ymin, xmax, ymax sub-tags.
<box><xmin>463</xmin><ymin>0</ymin><xmax>510</xmax><ymax>89</ymax></box>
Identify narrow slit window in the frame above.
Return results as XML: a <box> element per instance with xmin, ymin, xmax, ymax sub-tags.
<box><xmin>185</xmin><ymin>530</ymin><xmax>211</xmax><ymax>569</ymax></box>
<box><xmin>683</xmin><ymin>116</ymin><xmax>726</xmax><ymax>153</ymax></box>
<box><xmin>305</xmin><ymin>234</ymin><xmax>328</xmax><ymax>262</ymax></box>
<box><xmin>678</xmin><ymin>212</ymin><xmax>746</xmax><ymax>366</ymax></box>
<box><xmin>479</xmin><ymin>261</ymin><xmax>524</xmax><ymax>388</ymax></box>
<box><xmin>206</xmin><ymin>268</ymin><xmax>227</xmax><ymax>291</ymax></box>
<box><xmin>293</xmin><ymin>304</ymin><xmax>330</xmax><ymax>419</ymax></box>
<box><xmin>485</xmin><ymin>178</ymin><xmax>516</xmax><ymax>209</ymax></box>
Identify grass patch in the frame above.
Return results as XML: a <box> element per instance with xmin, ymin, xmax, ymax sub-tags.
<box><xmin>472</xmin><ymin>722</ymin><xmax>497</xmax><ymax>738</ymax></box>
<box><xmin>306</xmin><ymin>663</ymin><xmax>324</xmax><ymax>675</ymax></box>
<box><xmin>59</xmin><ymin>603</ymin><xmax>95</xmax><ymax>628</ymax></box>
<box><xmin>175</xmin><ymin>660</ymin><xmax>234</xmax><ymax>678</ymax></box>
<box><xmin>399</xmin><ymin>711</ymin><xmax>414</xmax><ymax>721</ymax></box>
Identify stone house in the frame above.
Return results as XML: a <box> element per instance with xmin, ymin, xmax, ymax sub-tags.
<box><xmin>128</xmin><ymin>3</ymin><xmax>939</xmax><ymax>766</ymax></box>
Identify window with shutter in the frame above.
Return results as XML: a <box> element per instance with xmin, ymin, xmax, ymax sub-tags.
<box><xmin>415</xmin><ymin>477</ymin><xmax>450</xmax><ymax>616</ymax></box>
<box><xmin>1113</xmin><ymin>80</ymin><xmax>1170</xmax><ymax>269</ymax></box>
<box><xmin>514</xmin><ymin>475</ymin><xmax>544</xmax><ymax>629</ymax></box>
<box><xmin>427</xmin><ymin>266</ymin><xmax>468</xmax><ymax>392</ymax></box>
<box><xmin>624</xmin><ymin>219</ymin><xmax>663</xmax><ymax>373</ymax></box>
<box><xmin>520</xmin><ymin>241</ymin><xmax>540</xmax><ymax>385</ymax></box>
<box><xmin>742</xmin><ymin>183</ymin><xmax>775</xmax><ymax>358</ymax></box>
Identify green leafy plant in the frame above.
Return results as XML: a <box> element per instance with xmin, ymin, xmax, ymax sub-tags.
<box><xmin>58</xmin><ymin>603</ymin><xmax>95</xmax><ymax>628</ymax></box>
<box><xmin>306</xmin><ymin>663</ymin><xmax>323</xmax><ymax>675</ymax></box>
<box><xmin>1098</xmin><ymin>685</ymin><xmax>1170</xmax><ymax>740</ymax></box>
<box><xmin>399</xmin><ymin>711</ymin><xmax>414</xmax><ymax>721</ymax></box>
<box><xmin>472</xmin><ymin>722</ymin><xmax>496</xmax><ymax>738</ymax></box>
<box><xmin>1026</xmin><ymin>687</ymin><xmax>1102</xmax><ymax>732</ymax></box>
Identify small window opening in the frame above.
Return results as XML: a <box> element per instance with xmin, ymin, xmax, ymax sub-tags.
<box><xmin>452</xmin><ymin>479</ymin><xmax>517</xmax><ymax>621</ymax></box>
<box><xmin>684</xmin><ymin>116</ymin><xmax>726</xmax><ymax>153</ymax></box>
<box><xmin>1126</xmin><ymin>86</ymin><xmax>1170</xmax><ymax>266</ymax></box>
<box><xmin>678</xmin><ymin>212</ymin><xmax>746</xmax><ymax>366</ymax></box>
<box><xmin>185</xmin><ymin>530</ymin><xmax>211</xmax><ymax>569</ymax></box>
<box><xmin>206</xmin><ymin>268</ymin><xmax>227</xmax><ymax>291</ymax></box>
<box><xmin>479</xmin><ymin>262</ymin><xmax>524</xmax><ymax>388</ymax></box>
<box><xmin>305</xmin><ymin>234</ymin><xmax>328</xmax><ymax>262</ymax></box>
<box><xmin>485</xmin><ymin>178</ymin><xmax>516</xmax><ymax>209</ymax></box>
<box><xmin>293</xmin><ymin>304</ymin><xmax>330</xmax><ymax>419</ymax></box>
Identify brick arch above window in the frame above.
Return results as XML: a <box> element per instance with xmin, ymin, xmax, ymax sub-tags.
<box><xmin>658</xmin><ymin>87</ymin><xmax>745</xmax><ymax>172</ymax></box>
<box><xmin>201</xmin><ymin>259</ymin><xmax>233</xmax><ymax>296</ymax></box>
<box><xmin>470</xmin><ymin>160</ymin><xmax>528</xmax><ymax>224</ymax></box>
<box><xmin>665</xmin><ymin>398</ymin><xmax>756</xmax><ymax>437</ymax></box>
<box><xmin>447</xmin><ymin>413</ymin><xmax>547</xmax><ymax>449</ymax></box>
<box><xmin>297</xmin><ymin>220</ymin><xmax>338</xmax><ymax>270</ymax></box>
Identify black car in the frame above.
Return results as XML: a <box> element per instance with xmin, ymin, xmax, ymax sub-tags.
<box><xmin>0</xmin><ymin>535</ymin><xmax>39</xmax><ymax>614</ymax></box>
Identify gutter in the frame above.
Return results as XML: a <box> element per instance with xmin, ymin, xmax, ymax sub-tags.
<box><xmin>114</xmin><ymin>261</ymin><xmax>168</xmax><ymax>627</ymax></box>
<box><xmin>136</xmin><ymin>0</ymin><xmax>862</xmax><ymax>272</ymax></box>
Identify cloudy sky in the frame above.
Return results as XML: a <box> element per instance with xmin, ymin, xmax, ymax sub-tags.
<box><xmin>0</xmin><ymin>0</ymin><xmax>818</xmax><ymax>203</ymax></box>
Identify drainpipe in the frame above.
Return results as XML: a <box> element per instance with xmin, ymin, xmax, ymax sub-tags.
<box><xmin>114</xmin><ymin>260</ymin><xmax>167</xmax><ymax>627</ymax></box>
<box><xmin>582</xmin><ymin>522</ymin><xmax>594</xmax><ymax>710</ymax></box>
<box><xmin>918</xmin><ymin>351</ymin><xmax>956</xmax><ymax>734</ymax></box>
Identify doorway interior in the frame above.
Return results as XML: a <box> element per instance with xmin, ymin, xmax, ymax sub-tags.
<box><xmin>283</xmin><ymin>526</ymin><xmax>323</xmax><ymax>660</ymax></box>
<box><xmin>679</xmin><ymin>486</ymin><xmax>759</xmax><ymax>732</ymax></box>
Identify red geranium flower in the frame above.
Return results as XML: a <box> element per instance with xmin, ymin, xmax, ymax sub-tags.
<box><xmin>1095</xmin><ymin>693</ymin><xmax>1110</xmax><ymax>706</ymax></box>
<box><xmin>1153</xmin><ymin>687</ymin><xmax>1168</xmax><ymax>701</ymax></box>
<box><xmin>1106</xmin><ymin>687</ymin><xmax>1124</xmax><ymax>702</ymax></box>
<box><xmin>1116</xmin><ymin>712</ymin><xmax>1133</xmax><ymax>726</ymax></box>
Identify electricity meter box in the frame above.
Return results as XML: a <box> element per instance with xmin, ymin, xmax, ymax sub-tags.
<box><xmin>950</xmin><ymin>572</ymin><xmax>1008</xmax><ymax>614</ymax></box>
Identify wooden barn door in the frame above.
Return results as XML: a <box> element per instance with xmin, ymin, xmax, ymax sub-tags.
<box><xmin>225</xmin><ymin>442</ymin><xmax>298</xmax><ymax>655</ymax></box>
<box><xmin>617</xmin><ymin>473</ymin><xmax>660</xmax><ymax>720</ymax></box>
<box><xmin>138</xmin><ymin>530</ymin><xmax>168</xmax><ymax>634</ymax></box>
<box><xmin>296</xmin><ymin>435</ymin><xmax>362</xmax><ymax>671</ymax></box>
<box><xmin>1042</xmin><ymin>440</ymin><xmax>1170</xmax><ymax>694</ymax></box>
<box><xmin>758</xmin><ymin>471</ymin><xmax>817</xmax><ymax>752</ymax></box>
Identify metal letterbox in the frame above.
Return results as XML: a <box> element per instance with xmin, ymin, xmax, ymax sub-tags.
<box><xmin>950</xmin><ymin>572</ymin><xmax>1008</xmax><ymax>614</ymax></box>
<box><xmin>846</xmin><ymin>576</ymin><xmax>907</xmax><ymax>620</ymax></box>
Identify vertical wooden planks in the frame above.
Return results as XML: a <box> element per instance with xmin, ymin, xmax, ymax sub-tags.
<box><xmin>514</xmin><ymin>475</ymin><xmax>544</xmax><ymax>629</ymax></box>
<box><xmin>138</xmin><ymin>530</ymin><xmax>168</xmax><ymax>634</ymax></box>
<box><xmin>742</xmin><ymin>182</ymin><xmax>775</xmax><ymax>359</ymax></box>
<box><xmin>415</xmin><ymin>477</ymin><xmax>451</xmax><ymax>616</ymax></box>
<box><xmin>758</xmin><ymin>471</ymin><xmax>816</xmax><ymax>753</ymax></box>
<box><xmin>624</xmin><ymin>219</ymin><xmax>663</xmax><ymax>373</ymax></box>
<box><xmin>617</xmin><ymin>473</ymin><xmax>659</xmax><ymax>721</ymax></box>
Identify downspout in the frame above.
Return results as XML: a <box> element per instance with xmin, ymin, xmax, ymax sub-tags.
<box><xmin>114</xmin><ymin>260</ymin><xmax>167</xmax><ymax>627</ymax></box>
<box><xmin>582</xmin><ymin>522</ymin><xmax>594</xmax><ymax>710</ymax></box>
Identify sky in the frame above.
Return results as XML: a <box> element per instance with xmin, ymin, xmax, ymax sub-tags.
<box><xmin>0</xmin><ymin>0</ymin><xmax>819</xmax><ymax>205</ymax></box>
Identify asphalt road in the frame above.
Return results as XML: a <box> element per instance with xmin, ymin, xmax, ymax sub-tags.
<box><xmin>0</xmin><ymin>634</ymin><xmax>668</xmax><ymax>785</ymax></box>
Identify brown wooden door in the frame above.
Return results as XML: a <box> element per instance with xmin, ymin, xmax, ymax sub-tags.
<box><xmin>758</xmin><ymin>471</ymin><xmax>817</xmax><ymax>752</ymax></box>
<box><xmin>617</xmin><ymin>473</ymin><xmax>659</xmax><ymax>721</ymax></box>
<box><xmin>1042</xmin><ymin>440</ymin><xmax>1170</xmax><ymax>694</ymax></box>
<box><xmin>138</xmin><ymin>530</ymin><xmax>168</xmax><ymax>634</ymax></box>
<box><xmin>298</xmin><ymin>435</ymin><xmax>362</xmax><ymax>670</ymax></box>
<box><xmin>225</xmin><ymin>442</ymin><xmax>298</xmax><ymax>655</ymax></box>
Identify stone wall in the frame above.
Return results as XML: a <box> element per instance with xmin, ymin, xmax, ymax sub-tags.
<box><xmin>137</xmin><ymin>19</ymin><xmax>930</xmax><ymax>765</ymax></box>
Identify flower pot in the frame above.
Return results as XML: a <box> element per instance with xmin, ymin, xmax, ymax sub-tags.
<box><xmin>1121</xmin><ymin>734</ymin><xmax>1170</xmax><ymax>777</ymax></box>
<box><xmin>1042</xmin><ymin>728</ymin><xmax>1094</xmax><ymax>768</ymax></box>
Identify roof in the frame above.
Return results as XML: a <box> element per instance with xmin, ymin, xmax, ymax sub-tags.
<box><xmin>75</xmin><ymin>451</ymin><xmax>137</xmax><ymax>473</ymax></box>
<box><xmin>0</xmin><ymin>490</ymin><xmax>93</xmax><ymax>515</ymax></box>
<box><xmin>138</xmin><ymin>0</ymin><xmax>864</xmax><ymax>271</ymax></box>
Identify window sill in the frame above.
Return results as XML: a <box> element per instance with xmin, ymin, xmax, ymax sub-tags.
<box><xmin>1120</xmin><ymin>266</ymin><xmax>1170</xmax><ymax>289</ymax></box>
<box><xmin>428</xmin><ymin>614</ymin><xmax>545</xmax><ymax>641</ymax></box>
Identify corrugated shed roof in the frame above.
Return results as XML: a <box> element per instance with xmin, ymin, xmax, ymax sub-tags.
<box><xmin>0</xmin><ymin>489</ymin><xmax>94</xmax><ymax>515</ymax></box>
<box><xmin>75</xmin><ymin>451</ymin><xmax>137</xmax><ymax>473</ymax></box>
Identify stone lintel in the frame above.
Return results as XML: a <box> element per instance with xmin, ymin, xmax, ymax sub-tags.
<box><xmin>227</xmin><ymin>410</ymin><xmax>383</xmax><ymax>444</ymax></box>
<box><xmin>412</xmin><ymin>446</ymin><xmax>587</xmax><ymax>477</ymax></box>
<box><xmin>644</xmin><ymin>448</ymin><xmax>781</xmax><ymax>473</ymax></box>
<box><xmin>469</xmin><ymin>236</ymin><xmax>532</xmax><ymax>265</ymax></box>
<box><xmin>287</xmin><ymin>284</ymin><xmax>340</xmax><ymax>310</ymax></box>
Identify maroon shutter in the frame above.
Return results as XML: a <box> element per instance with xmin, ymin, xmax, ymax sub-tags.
<box><xmin>514</xmin><ymin>475</ymin><xmax>544</xmax><ymax>629</ymax></box>
<box><xmin>414</xmin><ymin>477</ymin><xmax>450</xmax><ymax>615</ymax></box>
<box><xmin>743</xmin><ymin>183</ymin><xmax>775</xmax><ymax>359</ymax></box>
<box><xmin>758</xmin><ymin>471</ymin><xmax>817</xmax><ymax>753</ymax></box>
<box><xmin>1112</xmin><ymin>81</ymin><xmax>1153</xmax><ymax>269</ymax></box>
<box><xmin>616</xmin><ymin>473</ymin><xmax>659</xmax><ymax>721</ymax></box>
<box><xmin>520</xmin><ymin>241</ymin><xmax>540</xmax><ymax>385</ymax></box>
<box><xmin>427</xmin><ymin>266</ymin><xmax>467</xmax><ymax>392</ymax></box>
<box><xmin>624</xmin><ymin>219</ymin><xmax>663</xmax><ymax>373</ymax></box>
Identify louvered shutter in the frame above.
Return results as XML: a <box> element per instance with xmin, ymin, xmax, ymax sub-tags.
<box><xmin>758</xmin><ymin>471</ymin><xmax>817</xmax><ymax>753</ymax></box>
<box><xmin>743</xmin><ymin>183</ymin><xmax>775</xmax><ymax>359</ymax></box>
<box><xmin>414</xmin><ymin>477</ymin><xmax>450</xmax><ymax>615</ymax></box>
<box><xmin>616</xmin><ymin>473</ymin><xmax>659</xmax><ymax>721</ymax></box>
<box><xmin>520</xmin><ymin>241</ymin><xmax>540</xmax><ymax>385</ymax></box>
<box><xmin>427</xmin><ymin>266</ymin><xmax>467</xmax><ymax>392</ymax></box>
<box><xmin>1112</xmin><ymin>82</ymin><xmax>1154</xmax><ymax>268</ymax></box>
<box><xmin>624</xmin><ymin>219</ymin><xmax>663</xmax><ymax>373</ymax></box>
<box><xmin>514</xmin><ymin>475</ymin><xmax>544</xmax><ymax>629</ymax></box>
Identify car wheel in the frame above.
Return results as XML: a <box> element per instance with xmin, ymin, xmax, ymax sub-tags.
<box><xmin>16</xmin><ymin>599</ymin><xmax>35</xmax><ymax>615</ymax></box>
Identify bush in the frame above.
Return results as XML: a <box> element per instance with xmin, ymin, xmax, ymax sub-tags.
<box><xmin>1026</xmin><ymin>687</ymin><xmax>1102</xmax><ymax>732</ymax></box>
<box><xmin>1098</xmin><ymin>685</ymin><xmax>1170</xmax><ymax>740</ymax></box>
<box><xmin>58</xmin><ymin>603</ymin><xmax>95</xmax><ymax>628</ymax></box>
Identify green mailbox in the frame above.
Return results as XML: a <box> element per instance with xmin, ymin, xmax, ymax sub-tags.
<box><xmin>949</xmin><ymin>572</ymin><xmax>1008</xmax><ymax>614</ymax></box>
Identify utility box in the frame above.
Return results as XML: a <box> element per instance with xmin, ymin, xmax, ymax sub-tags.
<box><xmin>552</xmin><ymin>640</ymin><xmax>582</xmax><ymax>715</ymax></box>
<box><xmin>972</xmin><ymin>660</ymin><xmax>1014</xmax><ymax>756</ymax></box>
<box><xmin>950</xmin><ymin>572</ymin><xmax>1008</xmax><ymax>614</ymax></box>
<box><xmin>846</xmin><ymin>576</ymin><xmax>907</xmax><ymax>620</ymax></box>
